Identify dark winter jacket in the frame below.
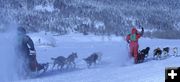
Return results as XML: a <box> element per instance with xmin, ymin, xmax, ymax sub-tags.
<box><xmin>17</xmin><ymin>28</ymin><xmax>35</xmax><ymax>59</ymax></box>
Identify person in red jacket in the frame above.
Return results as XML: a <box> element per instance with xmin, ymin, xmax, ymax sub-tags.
<box><xmin>126</xmin><ymin>27</ymin><xmax>144</xmax><ymax>64</ymax></box>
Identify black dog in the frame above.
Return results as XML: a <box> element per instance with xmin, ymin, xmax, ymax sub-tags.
<box><xmin>153</xmin><ymin>48</ymin><xmax>162</xmax><ymax>59</ymax></box>
<box><xmin>84</xmin><ymin>53</ymin><xmax>98</xmax><ymax>68</ymax></box>
<box><xmin>140</xmin><ymin>47</ymin><xmax>150</xmax><ymax>58</ymax></box>
<box><xmin>163</xmin><ymin>47</ymin><xmax>170</xmax><ymax>56</ymax></box>
<box><xmin>137</xmin><ymin>47</ymin><xmax>150</xmax><ymax>63</ymax></box>
<box><xmin>137</xmin><ymin>51</ymin><xmax>144</xmax><ymax>63</ymax></box>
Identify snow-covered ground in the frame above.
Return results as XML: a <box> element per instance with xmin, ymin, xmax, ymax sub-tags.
<box><xmin>8</xmin><ymin>32</ymin><xmax>180</xmax><ymax>82</ymax></box>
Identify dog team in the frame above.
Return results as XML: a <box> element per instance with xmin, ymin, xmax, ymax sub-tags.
<box><xmin>137</xmin><ymin>47</ymin><xmax>179</xmax><ymax>63</ymax></box>
<box><xmin>51</xmin><ymin>52</ymin><xmax>103</xmax><ymax>70</ymax></box>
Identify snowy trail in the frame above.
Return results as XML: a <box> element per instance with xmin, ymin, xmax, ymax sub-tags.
<box><xmin>14</xmin><ymin>33</ymin><xmax>180</xmax><ymax>82</ymax></box>
<box><xmin>36</xmin><ymin>41</ymin><xmax>131</xmax><ymax>68</ymax></box>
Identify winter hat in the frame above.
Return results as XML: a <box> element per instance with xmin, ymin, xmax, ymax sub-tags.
<box><xmin>131</xmin><ymin>27</ymin><xmax>137</xmax><ymax>34</ymax></box>
<box><xmin>17</xmin><ymin>27</ymin><xmax>26</xmax><ymax>34</ymax></box>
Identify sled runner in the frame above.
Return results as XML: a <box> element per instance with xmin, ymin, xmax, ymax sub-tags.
<box><xmin>28</xmin><ymin>54</ymin><xmax>49</xmax><ymax>73</ymax></box>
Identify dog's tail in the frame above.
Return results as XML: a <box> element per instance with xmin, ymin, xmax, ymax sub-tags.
<box><xmin>51</xmin><ymin>58</ymin><xmax>56</xmax><ymax>60</ymax></box>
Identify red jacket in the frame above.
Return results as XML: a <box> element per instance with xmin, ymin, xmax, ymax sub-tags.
<box><xmin>126</xmin><ymin>28</ymin><xmax>144</xmax><ymax>43</ymax></box>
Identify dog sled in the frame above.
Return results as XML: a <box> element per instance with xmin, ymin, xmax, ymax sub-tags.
<box><xmin>28</xmin><ymin>55</ymin><xmax>49</xmax><ymax>74</ymax></box>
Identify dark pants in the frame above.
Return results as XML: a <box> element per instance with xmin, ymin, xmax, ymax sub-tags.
<box><xmin>28</xmin><ymin>55</ymin><xmax>38</xmax><ymax>72</ymax></box>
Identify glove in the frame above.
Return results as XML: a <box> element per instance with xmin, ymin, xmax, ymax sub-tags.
<box><xmin>30</xmin><ymin>50</ymin><xmax>36</xmax><ymax>55</ymax></box>
<box><xmin>142</xmin><ymin>27</ymin><xmax>144</xmax><ymax>30</ymax></box>
<box><xmin>127</xmin><ymin>40</ymin><xmax>130</xmax><ymax>44</ymax></box>
<box><xmin>140</xmin><ymin>27</ymin><xmax>144</xmax><ymax>36</ymax></box>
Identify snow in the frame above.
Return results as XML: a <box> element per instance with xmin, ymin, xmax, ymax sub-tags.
<box><xmin>29</xmin><ymin>32</ymin><xmax>56</xmax><ymax>47</ymax></box>
<box><xmin>175</xmin><ymin>22</ymin><xmax>180</xmax><ymax>30</ymax></box>
<box><xmin>11</xmin><ymin>32</ymin><xmax>180</xmax><ymax>82</ymax></box>
<box><xmin>94</xmin><ymin>21</ymin><xmax>105</xmax><ymax>29</ymax></box>
<box><xmin>0</xmin><ymin>27</ymin><xmax>19</xmax><ymax>82</ymax></box>
<box><xmin>125</xmin><ymin>16</ymin><xmax>138</xmax><ymax>26</ymax></box>
<box><xmin>34</xmin><ymin>5</ymin><xmax>54</xmax><ymax>12</ymax></box>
